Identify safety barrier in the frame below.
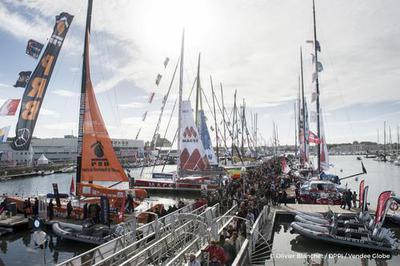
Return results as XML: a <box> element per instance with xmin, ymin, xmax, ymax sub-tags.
<box><xmin>58</xmin><ymin>202</ymin><xmax>204</xmax><ymax>266</ymax></box>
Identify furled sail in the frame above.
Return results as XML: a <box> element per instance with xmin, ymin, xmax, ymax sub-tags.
<box><xmin>198</xmin><ymin>110</ymin><xmax>217</xmax><ymax>165</ymax></box>
<box><xmin>319</xmin><ymin>109</ymin><xmax>329</xmax><ymax>171</ymax></box>
<box><xmin>80</xmin><ymin>32</ymin><xmax>128</xmax><ymax>183</ymax></box>
<box><xmin>179</xmin><ymin>100</ymin><xmax>210</xmax><ymax>171</ymax></box>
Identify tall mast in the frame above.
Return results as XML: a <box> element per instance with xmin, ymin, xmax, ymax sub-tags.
<box><xmin>232</xmin><ymin>90</ymin><xmax>237</xmax><ymax>160</ymax></box>
<box><xmin>312</xmin><ymin>0</ymin><xmax>321</xmax><ymax>172</ymax></box>
<box><xmin>397</xmin><ymin>124</ymin><xmax>399</xmax><ymax>154</ymax></box>
<box><xmin>210</xmin><ymin>76</ymin><xmax>219</xmax><ymax>164</ymax></box>
<box><xmin>384</xmin><ymin>121</ymin><xmax>386</xmax><ymax>160</ymax></box>
<box><xmin>300</xmin><ymin>48</ymin><xmax>307</xmax><ymax>166</ymax></box>
<box><xmin>297</xmin><ymin>75</ymin><xmax>301</xmax><ymax>160</ymax></box>
<box><xmin>220</xmin><ymin>83</ymin><xmax>227</xmax><ymax>164</ymax></box>
<box><xmin>195</xmin><ymin>53</ymin><xmax>201</xmax><ymax>127</ymax></box>
<box><xmin>241</xmin><ymin>99</ymin><xmax>245</xmax><ymax>157</ymax></box>
<box><xmin>76</xmin><ymin>0</ymin><xmax>93</xmax><ymax>185</ymax></box>
<box><xmin>294</xmin><ymin>101</ymin><xmax>297</xmax><ymax>157</ymax></box>
<box><xmin>177</xmin><ymin>29</ymin><xmax>185</xmax><ymax>176</ymax></box>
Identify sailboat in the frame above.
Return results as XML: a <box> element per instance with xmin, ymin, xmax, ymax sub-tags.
<box><xmin>134</xmin><ymin>33</ymin><xmax>221</xmax><ymax>192</ymax></box>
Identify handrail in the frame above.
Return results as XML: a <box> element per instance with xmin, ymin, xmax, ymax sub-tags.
<box><xmin>58</xmin><ymin>202</ymin><xmax>202</xmax><ymax>266</ymax></box>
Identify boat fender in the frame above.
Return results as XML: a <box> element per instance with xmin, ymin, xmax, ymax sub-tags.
<box><xmin>390</xmin><ymin>202</ymin><xmax>399</xmax><ymax>211</ymax></box>
<box><xmin>368</xmin><ymin>219</ymin><xmax>375</xmax><ymax>230</ymax></box>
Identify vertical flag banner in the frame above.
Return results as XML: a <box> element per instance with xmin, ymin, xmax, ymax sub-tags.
<box><xmin>26</xmin><ymin>39</ymin><xmax>44</xmax><ymax>59</ymax></box>
<box><xmin>0</xmin><ymin>126</ymin><xmax>11</xmax><ymax>142</ymax></box>
<box><xmin>13</xmin><ymin>71</ymin><xmax>32</xmax><ymax>88</ymax></box>
<box><xmin>0</xmin><ymin>99</ymin><xmax>21</xmax><ymax>116</ymax></box>
<box><xmin>12</xmin><ymin>12</ymin><xmax>74</xmax><ymax>150</ymax></box>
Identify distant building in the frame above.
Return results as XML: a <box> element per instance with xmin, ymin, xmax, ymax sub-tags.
<box><xmin>0</xmin><ymin>136</ymin><xmax>144</xmax><ymax>166</ymax></box>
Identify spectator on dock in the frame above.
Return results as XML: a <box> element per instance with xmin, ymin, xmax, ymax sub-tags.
<box><xmin>48</xmin><ymin>199</ymin><xmax>54</xmax><ymax>220</ymax></box>
<box><xmin>345</xmin><ymin>189</ymin><xmax>352</xmax><ymax>210</ymax></box>
<box><xmin>352</xmin><ymin>191</ymin><xmax>357</xmax><ymax>208</ymax></box>
<box><xmin>23</xmin><ymin>199</ymin><xmax>29</xmax><ymax>218</ymax></box>
<box><xmin>187</xmin><ymin>254</ymin><xmax>200</xmax><ymax>266</ymax></box>
<box><xmin>204</xmin><ymin>239</ymin><xmax>226</xmax><ymax>266</ymax></box>
<box><xmin>67</xmin><ymin>201</ymin><xmax>73</xmax><ymax>219</ymax></box>
<box><xmin>33</xmin><ymin>197</ymin><xmax>39</xmax><ymax>216</ymax></box>
<box><xmin>127</xmin><ymin>192</ymin><xmax>134</xmax><ymax>213</ymax></box>
<box><xmin>282</xmin><ymin>190</ymin><xmax>288</xmax><ymax>206</ymax></box>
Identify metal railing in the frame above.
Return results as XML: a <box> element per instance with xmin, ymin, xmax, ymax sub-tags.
<box><xmin>117</xmin><ymin>204</ymin><xmax>221</xmax><ymax>266</ymax></box>
<box><xmin>167</xmin><ymin>204</ymin><xmax>239</xmax><ymax>265</ymax></box>
<box><xmin>58</xmin><ymin>202</ymin><xmax>203</xmax><ymax>266</ymax></box>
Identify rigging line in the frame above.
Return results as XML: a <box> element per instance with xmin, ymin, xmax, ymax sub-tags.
<box><xmin>151</xmin><ymin>58</ymin><xmax>180</xmax><ymax>150</ymax></box>
<box><xmin>161</xmin><ymin>128</ymin><xmax>178</xmax><ymax>173</ymax></box>
<box><xmin>187</xmin><ymin>77</ymin><xmax>198</xmax><ymax>100</ymax></box>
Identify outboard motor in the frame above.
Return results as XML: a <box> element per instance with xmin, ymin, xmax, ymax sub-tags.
<box><xmin>372</xmin><ymin>227</ymin><xmax>397</xmax><ymax>245</ymax></box>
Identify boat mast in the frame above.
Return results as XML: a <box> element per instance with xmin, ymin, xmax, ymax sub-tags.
<box><xmin>312</xmin><ymin>0</ymin><xmax>321</xmax><ymax>172</ymax></box>
<box><xmin>195</xmin><ymin>53</ymin><xmax>201</xmax><ymax>128</ymax></box>
<box><xmin>232</xmin><ymin>90</ymin><xmax>237</xmax><ymax>161</ymax></box>
<box><xmin>241</xmin><ymin>99</ymin><xmax>245</xmax><ymax>157</ymax></box>
<box><xmin>177</xmin><ymin>29</ymin><xmax>185</xmax><ymax>178</ymax></box>
<box><xmin>220</xmin><ymin>83</ymin><xmax>227</xmax><ymax>165</ymax></box>
<box><xmin>294</xmin><ymin>101</ymin><xmax>297</xmax><ymax>158</ymax></box>
<box><xmin>76</xmin><ymin>0</ymin><xmax>93</xmax><ymax>186</ymax></box>
<box><xmin>384</xmin><ymin>121</ymin><xmax>386</xmax><ymax>161</ymax></box>
<box><xmin>300</xmin><ymin>48</ymin><xmax>307</xmax><ymax>166</ymax></box>
<box><xmin>210</xmin><ymin>76</ymin><xmax>219</xmax><ymax>164</ymax></box>
<box><xmin>297</xmin><ymin>75</ymin><xmax>301</xmax><ymax>161</ymax></box>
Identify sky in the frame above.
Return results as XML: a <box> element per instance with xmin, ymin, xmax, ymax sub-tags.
<box><xmin>0</xmin><ymin>0</ymin><xmax>399</xmax><ymax>147</ymax></box>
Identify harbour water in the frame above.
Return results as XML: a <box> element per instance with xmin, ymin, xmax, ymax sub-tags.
<box><xmin>0</xmin><ymin>156</ymin><xmax>399</xmax><ymax>265</ymax></box>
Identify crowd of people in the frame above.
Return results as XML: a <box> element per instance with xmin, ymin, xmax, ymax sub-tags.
<box><xmin>187</xmin><ymin>158</ymin><xmax>287</xmax><ymax>266</ymax></box>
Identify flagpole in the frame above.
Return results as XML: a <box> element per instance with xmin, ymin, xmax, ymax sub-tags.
<box><xmin>312</xmin><ymin>0</ymin><xmax>321</xmax><ymax>173</ymax></box>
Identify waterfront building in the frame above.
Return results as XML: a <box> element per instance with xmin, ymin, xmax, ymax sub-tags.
<box><xmin>0</xmin><ymin>136</ymin><xmax>144</xmax><ymax>166</ymax></box>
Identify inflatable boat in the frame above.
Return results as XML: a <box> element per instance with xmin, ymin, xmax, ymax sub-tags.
<box><xmin>52</xmin><ymin>221</ymin><xmax>114</xmax><ymax>245</ymax></box>
<box><xmin>291</xmin><ymin>221</ymin><xmax>398</xmax><ymax>253</ymax></box>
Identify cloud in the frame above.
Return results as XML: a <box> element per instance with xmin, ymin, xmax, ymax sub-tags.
<box><xmin>119</xmin><ymin>102</ymin><xmax>146</xmax><ymax>110</ymax></box>
<box><xmin>52</xmin><ymin>89</ymin><xmax>79</xmax><ymax>97</ymax></box>
<box><xmin>40</xmin><ymin>108</ymin><xmax>60</xmax><ymax>118</ymax></box>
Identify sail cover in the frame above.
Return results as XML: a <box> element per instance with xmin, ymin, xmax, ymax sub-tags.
<box><xmin>80</xmin><ymin>33</ymin><xmax>128</xmax><ymax>183</ymax></box>
<box><xmin>198</xmin><ymin>110</ymin><xmax>217</xmax><ymax>165</ymax></box>
<box><xmin>179</xmin><ymin>100</ymin><xmax>210</xmax><ymax>171</ymax></box>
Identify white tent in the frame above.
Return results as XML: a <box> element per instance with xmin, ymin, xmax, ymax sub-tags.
<box><xmin>37</xmin><ymin>154</ymin><xmax>49</xmax><ymax>165</ymax></box>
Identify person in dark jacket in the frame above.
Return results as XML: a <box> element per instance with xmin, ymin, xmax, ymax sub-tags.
<box><xmin>48</xmin><ymin>199</ymin><xmax>54</xmax><ymax>220</ymax></box>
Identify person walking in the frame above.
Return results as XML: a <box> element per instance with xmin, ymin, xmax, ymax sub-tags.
<box><xmin>67</xmin><ymin>200</ymin><xmax>73</xmax><ymax>219</ymax></box>
<box><xmin>48</xmin><ymin>199</ymin><xmax>54</xmax><ymax>220</ymax></box>
<box><xmin>352</xmin><ymin>191</ymin><xmax>357</xmax><ymax>208</ymax></box>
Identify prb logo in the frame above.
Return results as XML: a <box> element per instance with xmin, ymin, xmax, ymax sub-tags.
<box><xmin>183</xmin><ymin>127</ymin><xmax>197</xmax><ymax>138</ymax></box>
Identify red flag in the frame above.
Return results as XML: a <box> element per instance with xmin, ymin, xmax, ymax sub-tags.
<box><xmin>374</xmin><ymin>191</ymin><xmax>392</xmax><ymax>224</ymax></box>
<box><xmin>308</xmin><ymin>130</ymin><xmax>321</xmax><ymax>144</ymax></box>
<box><xmin>0</xmin><ymin>99</ymin><xmax>20</xmax><ymax>116</ymax></box>
<box><xmin>70</xmin><ymin>176</ymin><xmax>75</xmax><ymax>194</ymax></box>
<box><xmin>359</xmin><ymin>180</ymin><xmax>365</xmax><ymax>208</ymax></box>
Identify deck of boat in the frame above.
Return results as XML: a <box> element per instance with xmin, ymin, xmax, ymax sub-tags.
<box><xmin>0</xmin><ymin>214</ymin><xmax>29</xmax><ymax>228</ymax></box>
<box><xmin>274</xmin><ymin>204</ymin><xmax>367</xmax><ymax>215</ymax></box>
